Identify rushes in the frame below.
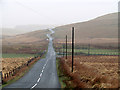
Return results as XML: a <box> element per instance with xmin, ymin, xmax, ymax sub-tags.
<box><xmin>58</xmin><ymin>56</ymin><xmax>118</xmax><ymax>88</ymax></box>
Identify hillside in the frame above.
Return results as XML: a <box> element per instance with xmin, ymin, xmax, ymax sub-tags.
<box><xmin>2</xmin><ymin>28</ymin><xmax>23</xmax><ymax>36</ymax></box>
<box><xmin>53</xmin><ymin>13</ymin><xmax>118</xmax><ymax>44</ymax></box>
<box><xmin>3</xmin><ymin>29</ymin><xmax>50</xmax><ymax>45</ymax></box>
<box><xmin>2</xmin><ymin>29</ymin><xmax>50</xmax><ymax>54</ymax></box>
<box><xmin>2</xmin><ymin>24</ymin><xmax>54</xmax><ymax>36</ymax></box>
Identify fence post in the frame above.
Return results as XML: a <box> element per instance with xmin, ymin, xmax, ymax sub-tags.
<box><xmin>72</xmin><ymin>27</ymin><xmax>74</xmax><ymax>72</ymax></box>
<box><xmin>4</xmin><ymin>74</ymin><xmax>6</xmax><ymax>79</ymax></box>
<box><xmin>6</xmin><ymin>73</ymin><xmax>8</xmax><ymax>78</ymax></box>
<box><xmin>0</xmin><ymin>71</ymin><xmax>2</xmax><ymax>84</ymax></box>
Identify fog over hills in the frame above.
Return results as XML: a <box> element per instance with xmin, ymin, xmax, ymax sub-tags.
<box><xmin>53</xmin><ymin>12</ymin><xmax>118</xmax><ymax>44</ymax></box>
<box><xmin>2</xmin><ymin>12</ymin><xmax>118</xmax><ymax>45</ymax></box>
<box><xmin>2</xmin><ymin>24</ymin><xmax>55</xmax><ymax>36</ymax></box>
<box><xmin>2</xmin><ymin>29</ymin><xmax>50</xmax><ymax>45</ymax></box>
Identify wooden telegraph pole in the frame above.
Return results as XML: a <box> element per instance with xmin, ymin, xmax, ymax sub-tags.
<box><xmin>63</xmin><ymin>44</ymin><xmax>64</xmax><ymax>57</ymax></box>
<box><xmin>66</xmin><ymin>35</ymin><xmax>67</xmax><ymax>59</ymax></box>
<box><xmin>88</xmin><ymin>43</ymin><xmax>90</xmax><ymax>56</ymax></box>
<box><xmin>72</xmin><ymin>27</ymin><xmax>74</xmax><ymax>72</ymax></box>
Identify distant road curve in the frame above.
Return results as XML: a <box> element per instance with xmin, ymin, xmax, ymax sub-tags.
<box><xmin>4</xmin><ymin>28</ymin><xmax>61</xmax><ymax>89</ymax></box>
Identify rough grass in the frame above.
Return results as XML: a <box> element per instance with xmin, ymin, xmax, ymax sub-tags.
<box><xmin>57</xmin><ymin>55</ymin><xmax>118</xmax><ymax>88</ymax></box>
<box><xmin>2</xmin><ymin>55</ymin><xmax>44</xmax><ymax>87</ymax></box>
<box><xmin>56</xmin><ymin>48</ymin><xmax>118</xmax><ymax>55</ymax></box>
<box><xmin>2</xmin><ymin>53</ymin><xmax>36</xmax><ymax>58</ymax></box>
<box><xmin>2</xmin><ymin>57</ymin><xmax>33</xmax><ymax>76</ymax></box>
<box><xmin>52</xmin><ymin>13</ymin><xmax>118</xmax><ymax>44</ymax></box>
<box><xmin>56</xmin><ymin>58</ymin><xmax>66</xmax><ymax>88</ymax></box>
<box><xmin>2</xmin><ymin>41</ymin><xmax>48</xmax><ymax>54</ymax></box>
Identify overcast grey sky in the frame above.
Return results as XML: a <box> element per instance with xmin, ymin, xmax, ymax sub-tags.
<box><xmin>0</xmin><ymin>0</ymin><xmax>119</xmax><ymax>28</ymax></box>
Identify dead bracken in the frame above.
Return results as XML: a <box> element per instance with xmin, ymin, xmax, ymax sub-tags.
<box><xmin>58</xmin><ymin>55</ymin><xmax>118</xmax><ymax>88</ymax></box>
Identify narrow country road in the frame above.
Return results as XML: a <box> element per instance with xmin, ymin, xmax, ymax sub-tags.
<box><xmin>4</xmin><ymin>29</ymin><xmax>61</xmax><ymax>89</ymax></box>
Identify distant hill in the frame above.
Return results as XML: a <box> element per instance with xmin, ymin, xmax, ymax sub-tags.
<box><xmin>3</xmin><ymin>29</ymin><xmax>50</xmax><ymax>45</ymax></box>
<box><xmin>2</xmin><ymin>13</ymin><xmax>118</xmax><ymax>46</ymax></box>
<box><xmin>2</xmin><ymin>29</ymin><xmax>50</xmax><ymax>54</ymax></box>
<box><xmin>2</xmin><ymin>24</ymin><xmax>55</xmax><ymax>36</ymax></box>
<box><xmin>2</xmin><ymin>24</ymin><xmax>53</xmax><ymax>45</ymax></box>
<box><xmin>53</xmin><ymin>13</ymin><xmax>118</xmax><ymax>44</ymax></box>
<box><xmin>15</xmin><ymin>24</ymin><xmax>55</xmax><ymax>31</ymax></box>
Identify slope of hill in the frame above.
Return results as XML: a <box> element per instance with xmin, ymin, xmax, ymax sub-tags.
<box><xmin>3</xmin><ymin>29</ymin><xmax>50</xmax><ymax>45</ymax></box>
<box><xmin>2</xmin><ymin>29</ymin><xmax>50</xmax><ymax>54</ymax></box>
<box><xmin>2</xmin><ymin>28</ymin><xmax>23</xmax><ymax>36</ymax></box>
<box><xmin>2</xmin><ymin>24</ymin><xmax>54</xmax><ymax>36</ymax></box>
<box><xmin>15</xmin><ymin>24</ymin><xmax>56</xmax><ymax>32</ymax></box>
<box><xmin>53</xmin><ymin>13</ymin><xmax>118</xmax><ymax>44</ymax></box>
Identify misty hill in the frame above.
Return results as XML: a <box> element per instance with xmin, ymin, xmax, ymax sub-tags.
<box><xmin>2</xmin><ymin>24</ymin><xmax>55</xmax><ymax>36</ymax></box>
<box><xmin>3</xmin><ymin>29</ymin><xmax>50</xmax><ymax>45</ymax></box>
<box><xmin>15</xmin><ymin>24</ymin><xmax>55</xmax><ymax>33</ymax></box>
<box><xmin>3</xmin><ymin>13</ymin><xmax>118</xmax><ymax>46</ymax></box>
<box><xmin>53</xmin><ymin>12</ymin><xmax>118</xmax><ymax>44</ymax></box>
<box><xmin>2</xmin><ymin>28</ymin><xmax>24</xmax><ymax>36</ymax></box>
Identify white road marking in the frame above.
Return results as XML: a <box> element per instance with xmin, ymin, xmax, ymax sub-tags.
<box><xmin>31</xmin><ymin>28</ymin><xmax>54</xmax><ymax>89</ymax></box>
<box><xmin>43</xmin><ymin>66</ymin><xmax>45</xmax><ymax>69</ymax></box>
<box><xmin>42</xmin><ymin>70</ymin><xmax>44</xmax><ymax>73</ymax></box>
<box><xmin>37</xmin><ymin>78</ymin><xmax>40</xmax><ymax>82</ymax></box>
<box><xmin>40</xmin><ymin>73</ymin><xmax>42</xmax><ymax>77</ymax></box>
<box><xmin>44</xmin><ymin>64</ymin><xmax>46</xmax><ymax>67</ymax></box>
<box><xmin>31</xmin><ymin>59</ymin><xmax>48</xmax><ymax>89</ymax></box>
<box><xmin>31</xmin><ymin>83</ymin><xmax>37</xmax><ymax>89</ymax></box>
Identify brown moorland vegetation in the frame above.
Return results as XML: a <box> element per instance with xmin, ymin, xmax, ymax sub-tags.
<box><xmin>2</xmin><ymin>29</ymin><xmax>49</xmax><ymax>45</ymax></box>
<box><xmin>1</xmin><ymin>29</ymin><xmax>49</xmax><ymax>85</ymax></box>
<box><xmin>2</xmin><ymin>29</ymin><xmax>49</xmax><ymax>54</ymax></box>
<box><xmin>2</xmin><ymin>57</ymin><xmax>32</xmax><ymax>74</ymax></box>
<box><xmin>1</xmin><ymin>56</ymin><xmax>42</xmax><ymax>84</ymax></box>
<box><xmin>58</xmin><ymin>55</ymin><xmax>118</xmax><ymax>88</ymax></box>
<box><xmin>53</xmin><ymin>13</ymin><xmax>118</xmax><ymax>45</ymax></box>
<box><xmin>2</xmin><ymin>42</ymin><xmax>48</xmax><ymax>54</ymax></box>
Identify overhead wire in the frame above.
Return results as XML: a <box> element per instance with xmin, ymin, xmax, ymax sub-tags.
<box><xmin>14</xmin><ymin>0</ymin><xmax>61</xmax><ymax>26</ymax></box>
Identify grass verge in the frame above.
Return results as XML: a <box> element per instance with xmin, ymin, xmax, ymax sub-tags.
<box><xmin>56</xmin><ymin>58</ymin><xmax>71</xmax><ymax>88</ymax></box>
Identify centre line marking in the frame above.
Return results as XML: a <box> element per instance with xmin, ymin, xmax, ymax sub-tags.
<box><xmin>31</xmin><ymin>29</ymin><xmax>54</xmax><ymax>89</ymax></box>
<box><xmin>44</xmin><ymin>63</ymin><xmax>46</xmax><ymax>66</ymax></box>
<box><xmin>37</xmin><ymin>78</ymin><xmax>40</xmax><ymax>82</ymax></box>
<box><xmin>43</xmin><ymin>66</ymin><xmax>45</xmax><ymax>69</ymax></box>
<box><xmin>31</xmin><ymin>83</ymin><xmax>37</xmax><ymax>89</ymax></box>
<box><xmin>40</xmin><ymin>73</ymin><xmax>42</xmax><ymax>77</ymax></box>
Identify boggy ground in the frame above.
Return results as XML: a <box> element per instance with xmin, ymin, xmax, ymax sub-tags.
<box><xmin>57</xmin><ymin>55</ymin><xmax>118</xmax><ymax>88</ymax></box>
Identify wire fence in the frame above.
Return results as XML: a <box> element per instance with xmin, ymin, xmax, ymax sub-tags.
<box><xmin>54</xmin><ymin>43</ymin><xmax>118</xmax><ymax>56</ymax></box>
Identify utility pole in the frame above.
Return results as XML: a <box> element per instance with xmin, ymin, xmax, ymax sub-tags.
<box><xmin>66</xmin><ymin>35</ymin><xmax>67</xmax><ymax>59</ymax></box>
<box><xmin>63</xmin><ymin>44</ymin><xmax>64</xmax><ymax>57</ymax></box>
<box><xmin>59</xmin><ymin>47</ymin><xmax>60</xmax><ymax>55</ymax></box>
<box><xmin>88</xmin><ymin>43</ymin><xmax>90</xmax><ymax>56</ymax></box>
<box><xmin>72</xmin><ymin>27</ymin><xmax>74</xmax><ymax>72</ymax></box>
<box><xmin>88</xmin><ymin>37</ymin><xmax>92</xmax><ymax>56</ymax></box>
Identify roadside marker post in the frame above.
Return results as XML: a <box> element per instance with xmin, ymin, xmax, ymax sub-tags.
<box><xmin>72</xmin><ymin>27</ymin><xmax>74</xmax><ymax>72</ymax></box>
